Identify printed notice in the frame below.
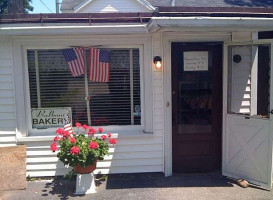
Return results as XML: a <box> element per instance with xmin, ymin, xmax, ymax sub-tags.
<box><xmin>184</xmin><ymin>51</ymin><xmax>208</xmax><ymax>71</ymax></box>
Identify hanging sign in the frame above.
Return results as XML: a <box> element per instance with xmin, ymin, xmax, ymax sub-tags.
<box><xmin>184</xmin><ymin>51</ymin><xmax>208</xmax><ymax>71</ymax></box>
<box><xmin>31</xmin><ymin>107</ymin><xmax>72</xmax><ymax>128</ymax></box>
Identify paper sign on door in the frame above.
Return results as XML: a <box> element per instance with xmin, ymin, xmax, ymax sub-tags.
<box><xmin>184</xmin><ymin>51</ymin><xmax>208</xmax><ymax>71</ymax></box>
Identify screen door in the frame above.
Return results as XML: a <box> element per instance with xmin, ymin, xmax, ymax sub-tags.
<box><xmin>223</xmin><ymin>41</ymin><xmax>273</xmax><ymax>190</ymax></box>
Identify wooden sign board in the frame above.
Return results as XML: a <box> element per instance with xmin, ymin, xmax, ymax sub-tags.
<box><xmin>0</xmin><ymin>145</ymin><xmax>27</xmax><ymax>191</ymax></box>
<box><xmin>31</xmin><ymin>107</ymin><xmax>72</xmax><ymax>128</ymax></box>
<box><xmin>184</xmin><ymin>51</ymin><xmax>208</xmax><ymax>71</ymax></box>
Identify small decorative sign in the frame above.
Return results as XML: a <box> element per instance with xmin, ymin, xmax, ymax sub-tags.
<box><xmin>184</xmin><ymin>51</ymin><xmax>208</xmax><ymax>71</ymax></box>
<box><xmin>31</xmin><ymin>107</ymin><xmax>72</xmax><ymax>128</ymax></box>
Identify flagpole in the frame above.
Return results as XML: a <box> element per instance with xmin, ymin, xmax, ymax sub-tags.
<box><xmin>84</xmin><ymin>50</ymin><xmax>92</xmax><ymax>125</ymax></box>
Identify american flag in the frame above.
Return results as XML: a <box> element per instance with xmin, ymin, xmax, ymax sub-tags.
<box><xmin>64</xmin><ymin>116</ymin><xmax>73</xmax><ymax>134</ymax></box>
<box><xmin>89</xmin><ymin>48</ymin><xmax>111</xmax><ymax>82</ymax></box>
<box><xmin>62</xmin><ymin>48</ymin><xmax>85</xmax><ymax>77</ymax></box>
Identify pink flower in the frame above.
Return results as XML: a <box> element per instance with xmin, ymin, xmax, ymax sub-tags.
<box><xmin>109</xmin><ymin>138</ymin><xmax>116</xmax><ymax>145</ymax></box>
<box><xmin>50</xmin><ymin>142</ymin><xmax>58</xmax><ymax>152</ymax></box>
<box><xmin>98</xmin><ymin>127</ymin><xmax>104</xmax><ymax>133</ymax></box>
<box><xmin>88</xmin><ymin>128</ymin><xmax>97</xmax><ymax>135</ymax></box>
<box><xmin>70</xmin><ymin>137</ymin><xmax>76</xmax><ymax>143</ymax></box>
<box><xmin>101</xmin><ymin>135</ymin><xmax>107</xmax><ymax>140</ymax></box>
<box><xmin>62</xmin><ymin>131</ymin><xmax>70</xmax><ymax>138</ymax></box>
<box><xmin>54</xmin><ymin>136</ymin><xmax>60</xmax><ymax>142</ymax></box>
<box><xmin>89</xmin><ymin>141</ymin><xmax>99</xmax><ymax>149</ymax></box>
<box><xmin>75</xmin><ymin>122</ymin><xmax>82</xmax><ymax>128</ymax></box>
<box><xmin>82</xmin><ymin>124</ymin><xmax>89</xmax><ymax>130</ymax></box>
<box><xmin>56</xmin><ymin>128</ymin><xmax>64</xmax><ymax>135</ymax></box>
<box><xmin>70</xmin><ymin>146</ymin><xmax>80</xmax><ymax>155</ymax></box>
<box><xmin>107</xmin><ymin>133</ymin><xmax>111</xmax><ymax>138</ymax></box>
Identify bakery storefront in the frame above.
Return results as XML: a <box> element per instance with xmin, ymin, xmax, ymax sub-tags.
<box><xmin>1</xmin><ymin>12</ymin><xmax>273</xmax><ymax>190</ymax></box>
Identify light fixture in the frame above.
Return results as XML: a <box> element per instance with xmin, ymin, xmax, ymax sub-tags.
<box><xmin>233</xmin><ymin>55</ymin><xmax>241</xmax><ymax>63</ymax></box>
<box><xmin>153</xmin><ymin>56</ymin><xmax>162</xmax><ymax>71</ymax></box>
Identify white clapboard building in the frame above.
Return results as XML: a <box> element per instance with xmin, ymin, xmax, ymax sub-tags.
<box><xmin>1</xmin><ymin>0</ymin><xmax>273</xmax><ymax>190</ymax></box>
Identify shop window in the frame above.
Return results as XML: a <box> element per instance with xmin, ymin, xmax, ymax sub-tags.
<box><xmin>27</xmin><ymin>49</ymin><xmax>141</xmax><ymax>128</ymax></box>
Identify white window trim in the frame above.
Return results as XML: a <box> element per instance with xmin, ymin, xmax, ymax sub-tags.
<box><xmin>25</xmin><ymin>45</ymin><xmax>143</xmax><ymax>136</ymax></box>
<box><xmin>12</xmin><ymin>35</ymin><xmax>153</xmax><ymax>137</ymax></box>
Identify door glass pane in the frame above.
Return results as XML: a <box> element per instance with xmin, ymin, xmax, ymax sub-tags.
<box><xmin>227</xmin><ymin>45</ymin><xmax>271</xmax><ymax>118</ymax></box>
<box><xmin>179</xmin><ymin>51</ymin><xmax>212</xmax><ymax>134</ymax></box>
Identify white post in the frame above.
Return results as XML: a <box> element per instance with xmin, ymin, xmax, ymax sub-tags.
<box><xmin>75</xmin><ymin>173</ymin><xmax>96</xmax><ymax>195</ymax></box>
<box><xmin>250</xmin><ymin>32</ymin><xmax>258</xmax><ymax>116</ymax></box>
<box><xmin>34</xmin><ymin>50</ymin><xmax>41</xmax><ymax>108</ymax></box>
<box><xmin>251</xmin><ymin>45</ymin><xmax>258</xmax><ymax>116</ymax></box>
<box><xmin>130</xmin><ymin>49</ymin><xmax>134</xmax><ymax>125</ymax></box>
<box><xmin>84</xmin><ymin>50</ymin><xmax>91</xmax><ymax>125</ymax></box>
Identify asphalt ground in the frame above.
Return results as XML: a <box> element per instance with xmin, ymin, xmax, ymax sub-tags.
<box><xmin>1</xmin><ymin>172</ymin><xmax>273</xmax><ymax>200</ymax></box>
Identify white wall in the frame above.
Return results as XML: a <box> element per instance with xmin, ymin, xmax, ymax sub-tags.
<box><xmin>152</xmin><ymin>33</ymin><xmax>164</xmax><ymax>139</ymax></box>
<box><xmin>76</xmin><ymin>0</ymin><xmax>151</xmax><ymax>13</ymax></box>
<box><xmin>23</xmin><ymin>134</ymin><xmax>163</xmax><ymax>177</ymax></box>
<box><xmin>230</xmin><ymin>46</ymin><xmax>252</xmax><ymax>114</ymax></box>
<box><xmin>0</xmin><ymin>36</ymin><xmax>17</xmax><ymax>147</ymax></box>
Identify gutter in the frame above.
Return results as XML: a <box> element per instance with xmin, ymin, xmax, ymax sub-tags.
<box><xmin>0</xmin><ymin>24</ymin><xmax>149</xmax><ymax>36</ymax></box>
<box><xmin>1</xmin><ymin>16</ymin><xmax>273</xmax><ymax>36</ymax></box>
<box><xmin>147</xmin><ymin>16</ymin><xmax>273</xmax><ymax>32</ymax></box>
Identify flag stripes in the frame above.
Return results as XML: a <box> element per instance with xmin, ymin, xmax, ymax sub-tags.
<box><xmin>89</xmin><ymin>48</ymin><xmax>110</xmax><ymax>82</ymax></box>
<box><xmin>62</xmin><ymin>48</ymin><xmax>85</xmax><ymax>77</ymax></box>
<box><xmin>64</xmin><ymin>116</ymin><xmax>73</xmax><ymax>134</ymax></box>
<box><xmin>64</xmin><ymin>123</ymin><xmax>73</xmax><ymax>134</ymax></box>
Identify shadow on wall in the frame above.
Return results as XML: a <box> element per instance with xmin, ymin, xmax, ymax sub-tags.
<box><xmin>224</xmin><ymin>0</ymin><xmax>273</xmax><ymax>7</ymax></box>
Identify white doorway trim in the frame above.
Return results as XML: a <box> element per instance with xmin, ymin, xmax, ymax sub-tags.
<box><xmin>162</xmin><ymin>32</ymin><xmax>231</xmax><ymax>176</ymax></box>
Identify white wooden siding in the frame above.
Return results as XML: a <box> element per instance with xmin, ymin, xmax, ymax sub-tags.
<box><xmin>230</xmin><ymin>46</ymin><xmax>252</xmax><ymax>114</ymax></box>
<box><xmin>0</xmin><ymin>36</ymin><xmax>16</xmax><ymax>147</ymax></box>
<box><xmin>76</xmin><ymin>0</ymin><xmax>151</xmax><ymax>13</ymax></box>
<box><xmin>153</xmin><ymin>33</ymin><xmax>164</xmax><ymax>140</ymax></box>
<box><xmin>22</xmin><ymin>135</ymin><xmax>163</xmax><ymax>177</ymax></box>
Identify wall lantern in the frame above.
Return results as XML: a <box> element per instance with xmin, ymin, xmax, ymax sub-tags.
<box><xmin>153</xmin><ymin>56</ymin><xmax>162</xmax><ymax>71</ymax></box>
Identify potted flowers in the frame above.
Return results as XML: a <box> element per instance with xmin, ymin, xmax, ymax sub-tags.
<box><xmin>50</xmin><ymin>122</ymin><xmax>116</xmax><ymax>174</ymax></box>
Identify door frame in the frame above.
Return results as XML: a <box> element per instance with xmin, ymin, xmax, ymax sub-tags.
<box><xmin>162</xmin><ymin>32</ymin><xmax>231</xmax><ymax>176</ymax></box>
<box><xmin>222</xmin><ymin>39</ymin><xmax>273</xmax><ymax>189</ymax></box>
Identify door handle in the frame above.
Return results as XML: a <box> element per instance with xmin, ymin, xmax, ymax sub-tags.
<box><xmin>269</xmin><ymin>110</ymin><xmax>273</xmax><ymax>114</ymax></box>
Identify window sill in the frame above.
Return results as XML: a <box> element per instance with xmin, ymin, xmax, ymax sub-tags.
<box><xmin>17</xmin><ymin>126</ymin><xmax>153</xmax><ymax>142</ymax></box>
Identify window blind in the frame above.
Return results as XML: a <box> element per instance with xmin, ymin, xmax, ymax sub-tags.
<box><xmin>27</xmin><ymin>49</ymin><xmax>141</xmax><ymax>127</ymax></box>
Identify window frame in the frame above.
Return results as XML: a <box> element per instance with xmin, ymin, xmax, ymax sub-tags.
<box><xmin>226</xmin><ymin>43</ymin><xmax>272</xmax><ymax>119</ymax></box>
<box><xmin>23</xmin><ymin>45</ymin><xmax>145</xmax><ymax>136</ymax></box>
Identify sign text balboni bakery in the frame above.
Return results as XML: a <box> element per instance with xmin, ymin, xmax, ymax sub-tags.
<box><xmin>31</xmin><ymin>107</ymin><xmax>72</xmax><ymax>128</ymax></box>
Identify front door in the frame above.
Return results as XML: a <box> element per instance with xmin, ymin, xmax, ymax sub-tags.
<box><xmin>172</xmin><ymin>42</ymin><xmax>222</xmax><ymax>172</ymax></box>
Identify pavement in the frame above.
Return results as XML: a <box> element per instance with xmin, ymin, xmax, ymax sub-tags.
<box><xmin>1</xmin><ymin>172</ymin><xmax>273</xmax><ymax>200</ymax></box>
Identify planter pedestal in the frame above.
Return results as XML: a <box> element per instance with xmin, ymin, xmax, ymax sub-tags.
<box><xmin>75</xmin><ymin>173</ymin><xmax>96</xmax><ymax>195</ymax></box>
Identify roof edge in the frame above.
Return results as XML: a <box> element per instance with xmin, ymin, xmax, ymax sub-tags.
<box><xmin>2</xmin><ymin>7</ymin><xmax>273</xmax><ymax>25</ymax></box>
<box><xmin>157</xmin><ymin>6</ymin><xmax>273</xmax><ymax>14</ymax></box>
